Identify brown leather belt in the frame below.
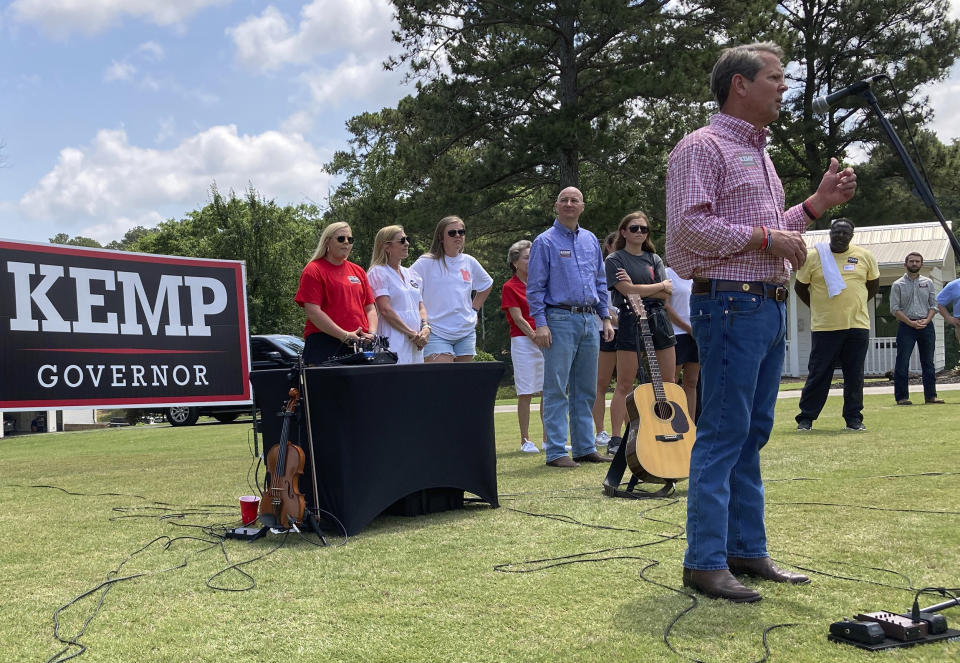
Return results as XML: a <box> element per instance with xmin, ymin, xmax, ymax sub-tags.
<box><xmin>692</xmin><ymin>278</ymin><xmax>788</xmax><ymax>302</ymax></box>
<box><xmin>547</xmin><ymin>304</ymin><xmax>596</xmax><ymax>314</ymax></box>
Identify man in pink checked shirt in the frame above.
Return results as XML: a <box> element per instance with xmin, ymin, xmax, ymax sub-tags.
<box><xmin>665</xmin><ymin>42</ymin><xmax>858</xmax><ymax>603</ymax></box>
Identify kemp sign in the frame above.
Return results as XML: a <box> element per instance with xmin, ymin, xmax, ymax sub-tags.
<box><xmin>0</xmin><ymin>240</ymin><xmax>250</xmax><ymax>411</ymax></box>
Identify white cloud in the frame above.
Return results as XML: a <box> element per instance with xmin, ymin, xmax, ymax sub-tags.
<box><xmin>300</xmin><ymin>53</ymin><xmax>404</xmax><ymax>107</ymax></box>
<box><xmin>138</xmin><ymin>74</ymin><xmax>220</xmax><ymax>106</ymax></box>
<box><xmin>80</xmin><ymin>211</ymin><xmax>166</xmax><ymax>244</ymax></box>
<box><xmin>924</xmin><ymin>69</ymin><xmax>960</xmax><ymax>143</ymax></box>
<box><xmin>280</xmin><ymin>110</ymin><xmax>314</xmax><ymax>135</ymax></box>
<box><xmin>103</xmin><ymin>60</ymin><xmax>136</xmax><ymax>82</ymax></box>
<box><xmin>19</xmin><ymin>126</ymin><xmax>331</xmax><ymax>234</ymax></box>
<box><xmin>10</xmin><ymin>0</ymin><xmax>230</xmax><ymax>37</ymax></box>
<box><xmin>137</xmin><ymin>40</ymin><xmax>165</xmax><ymax>61</ymax></box>
<box><xmin>227</xmin><ymin>0</ymin><xmax>396</xmax><ymax>72</ymax></box>
<box><xmin>155</xmin><ymin>116</ymin><xmax>176</xmax><ymax>144</ymax></box>
<box><xmin>17</xmin><ymin>73</ymin><xmax>42</xmax><ymax>89</ymax></box>
<box><xmin>927</xmin><ymin>1</ymin><xmax>960</xmax><ymax>141</ymax></box>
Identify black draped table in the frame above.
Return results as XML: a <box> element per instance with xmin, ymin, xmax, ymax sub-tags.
<box><xmin>250</xmin><ymin>362</ymin><xmax>503</xmax><ymax>535</ymax></box>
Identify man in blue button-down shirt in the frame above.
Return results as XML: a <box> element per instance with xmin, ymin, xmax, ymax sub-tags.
<box><xmin>527</xmin><ymin>187</ymin><xmax>615</xmax><ymax>467</ymax></box>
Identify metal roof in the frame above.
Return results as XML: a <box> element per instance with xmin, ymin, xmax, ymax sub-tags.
<box><xmin>802</xmin><ymin>221</ymin><xmax>954</xmax><ymax>267</ymax></box>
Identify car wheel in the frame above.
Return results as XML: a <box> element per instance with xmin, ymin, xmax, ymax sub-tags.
<box><xmin>167</xmin><ymin>406</ymin><xmax>199</xmax><ymax>427</ymax></box>
<box><xmin>213</xmin><ymin>412</ymin><xmax>240</xmax><ymax>423</ymax></box>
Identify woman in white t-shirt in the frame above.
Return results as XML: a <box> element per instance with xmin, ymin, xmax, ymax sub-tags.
<box><xmin>367</xmin><ymin>225</ymin><xmax>430</xmax><ymax>364</ymax></box>
<box><xmin>410</xmin><ymin>216</ymin><xmax>494</xmax><ymax>362</ymax></box>
<box><xmin>665</xmin><ymin>265</ymin><xmax>699</xmax><ymax>420</ymax></box>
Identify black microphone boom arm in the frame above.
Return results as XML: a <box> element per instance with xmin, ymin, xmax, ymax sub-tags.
<box><xmin>856</xmin><ymin>87</ymin><xmax>960</xmax><ymax>262</ymax></box>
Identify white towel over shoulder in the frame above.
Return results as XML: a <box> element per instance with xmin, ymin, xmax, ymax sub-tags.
<box><xmin>815</xmin><ymin>242</ymin><xmax>846</xmax><ymax>298</ymax></box>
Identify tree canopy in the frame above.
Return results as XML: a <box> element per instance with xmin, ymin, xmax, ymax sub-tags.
<box><xmin>49</xmin><ymin>233</ymin><xmax>102</xmax><ymax>248</ymax></box>
<box><xmin>768</xmin><ymin>0</ymin><xmax>960</xmax><ymax>217</ymax></box>
<box><xmin>325</xmin><ymin>0</ymin><xmax>960</xmax><ymax>355</ymax></box>
<box><xmin>121</xmin><ymin>186</ymin><xmax>322</xmax><ymax>336</ymax></box>
<box><xmin>330</xmin><ymin>0</ymin><xmax>719</xmax><ymax>240</ymax></box>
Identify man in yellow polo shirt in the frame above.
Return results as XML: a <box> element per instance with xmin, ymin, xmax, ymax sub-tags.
<box><xmin>794</xmin><ymin>218</ymin><xmax>879</xmax><ymax>431</ymax></box>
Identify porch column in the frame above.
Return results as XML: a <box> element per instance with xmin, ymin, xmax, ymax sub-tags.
<box><xmin>788</xmin><ymin>279</ymin><xmax>799</xmax><ymax>377</ymax></box>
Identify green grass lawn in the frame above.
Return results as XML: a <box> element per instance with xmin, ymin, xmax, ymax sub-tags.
<box><xmin>495</xmin><ymin>376</ymin><xmax>890</xmax><ymax>403</ymax></box>
<box><xmin>1</xmin><ymin>393</ymin><xmax>958</xmax><ymax>662</ymax></box>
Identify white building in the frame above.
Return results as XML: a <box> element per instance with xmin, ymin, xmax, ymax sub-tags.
<box><xmin>785</xmin><ymin>221</ymin><xmax>957</xmax><ymax>377</ymax></box>
<box><xmin>1</xmin><ymin>409</ymin><xmax>99</xmax><ymax>438</ymax></box>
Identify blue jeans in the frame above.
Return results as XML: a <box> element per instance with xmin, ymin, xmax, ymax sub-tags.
<box><xmin>894</xmin><ymin>321</ymin><xmax>937</xmax><ymax>402</ymax></box>
<box><xmin>541</xmin><ymin>308</ymin><xmax>600</xmax><ymax>462</ymax></box>
<box><xmin>684</xmin><ymin>290</ymin><xmax>785</xmax><ymax>570</ymax></box>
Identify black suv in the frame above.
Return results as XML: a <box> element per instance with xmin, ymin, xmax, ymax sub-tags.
<box><xmin>165</xmin><ymin>334</ymin><xmax>304</xmax><ymax>426</ymax></box>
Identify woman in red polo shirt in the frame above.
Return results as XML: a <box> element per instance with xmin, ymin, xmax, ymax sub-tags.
<box><xmin>501</xmin><ymin>239</ymin><xmax>543</xmax><ymax>454</ymax></box>
<box><xmin>295</xmin><ymin>221</ymin><xmax>378</xmax><ymax>364</ymax></box>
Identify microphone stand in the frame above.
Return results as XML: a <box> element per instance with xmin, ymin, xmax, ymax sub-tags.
<box><xmin>857</xmin><ymin>87</ymin><xmax>960</xmax><ymax>262</ymax></box>
<box><xmin>920</xmin><ymin>596</ymin><xmax>960</xmax><ymax>614</ymax></box>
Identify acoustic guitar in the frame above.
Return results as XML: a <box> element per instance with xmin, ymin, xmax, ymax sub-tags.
<box><xmin>622</xmin><ymin>293</ymin><xmax>695</xmax><ymax>484</ymax></box>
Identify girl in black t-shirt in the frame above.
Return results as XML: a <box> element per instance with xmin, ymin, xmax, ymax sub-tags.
<box><xmin>603</xmin><ymin>211</ymin><xmax>676</xmax><ymax>446</ymax></box>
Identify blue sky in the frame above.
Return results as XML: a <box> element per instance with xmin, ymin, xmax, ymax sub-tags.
<box><xmin>0</xmin><ymin>0</ymin><xmax>412</xmax><ymax>244</ymax></box>
<box><xmin>2</xmin><ymin>0</ymin><xmax>960</xmax><ymax>246</ymax></box>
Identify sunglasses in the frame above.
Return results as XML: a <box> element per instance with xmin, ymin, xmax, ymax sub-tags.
<box><xmin>447</xmin><ymin>229</ymin><xmax>466</xmax><ymax>237</ymax></box>
<box><xmin>335</xmin><ymin>235</ymin><xmax>355</xmax><ymax>244</ymax></box>
<box><xmin>627</xmin><ymin>225</ymin><xmax>649</xmax><ymax>234</ymax></box>
<box><xmin>388</xmin><ymin>236</ymin><xmax>410</xmax><ymax>244</ymax></box>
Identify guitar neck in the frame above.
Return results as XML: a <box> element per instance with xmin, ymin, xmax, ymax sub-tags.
<box><xmin>627</xmin><ymin>294</ymin><xmax>667</xmax><ymax>402</ymax></box>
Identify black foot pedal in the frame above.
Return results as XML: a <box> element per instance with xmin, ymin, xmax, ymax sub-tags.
<box><xmin>829</xmin><ymin>620</ymin><xmax>885</xmax><ymax>645</ymax></box>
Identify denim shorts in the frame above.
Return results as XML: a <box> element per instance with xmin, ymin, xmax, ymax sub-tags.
<box><xmin>423</xmin><ymin>330</ymin><xmax>477</xmax><ymax>358</ymax></box>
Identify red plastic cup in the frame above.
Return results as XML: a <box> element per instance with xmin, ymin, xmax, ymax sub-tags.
<box><xmin>239</xmin><ymin>495</ymin><xmax>260</xmax><ymax>525</ymax></box>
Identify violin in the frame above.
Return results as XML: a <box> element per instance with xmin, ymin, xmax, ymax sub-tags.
<box><xmin>260</xmin><ymin>388</ymin><xmax>306</xmax><ymax>528</ymax></box>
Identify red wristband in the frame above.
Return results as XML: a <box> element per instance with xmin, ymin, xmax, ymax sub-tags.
<box><xmin>760</xmin><ymin>225</ymin><xmax>769</xmax><ymax>250</ymax></box>
<box><xmin>802</xmin><ymin>200</ymin><xmax>818</xmax><ymax>220</ymax></box>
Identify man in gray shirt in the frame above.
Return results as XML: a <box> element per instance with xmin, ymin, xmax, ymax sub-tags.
<box><xmin>889</xmin><ymin>252</ymin><xmax>942</xmax><ymax>405</ymax></box>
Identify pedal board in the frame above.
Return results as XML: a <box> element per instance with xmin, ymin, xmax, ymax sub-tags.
<box><xmin>829</xmin><ymin>612</ymin><xmax>960</xmax><ymax>651</ymax></box>
<box><xmin>856</xmin><ymin>611</ymin><xmax>927</xmax><ymax>641</ymax></box>
<box><xmin>225</xmin><ymin>526</ymin><xmax>267</xmax><ymax>541</ymax></box>
<box><xmin>902</xmin><ymin>611</ymin><xmax>949</xmax><ymax>635</ymax></box>
<box><xmin>829</xmin><ymin>620</ymin><xmax>884</xmax><ymax>645</ymax></box>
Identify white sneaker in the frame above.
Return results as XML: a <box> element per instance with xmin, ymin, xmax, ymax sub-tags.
<box><xmin>520</xmin><ymin>439</ymin><xmax>540</xmax><ymax>453</ymax></box>
<box><xmin>595</xmin><ymin>430</ymin><xmax>611</xmax><ymax>446</ymax></box>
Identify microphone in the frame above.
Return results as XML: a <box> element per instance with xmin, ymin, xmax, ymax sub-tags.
<box><xmin>812</xmin><ymin>75</ymin><xmax>884</xmax><ymax>114</ymax></box>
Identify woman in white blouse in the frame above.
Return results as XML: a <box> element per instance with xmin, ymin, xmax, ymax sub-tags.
<box><xmin>367</xmin><ymin>225</ymin><xmax>430</xmax><ymax>364</ymax></box>
<box><xmin>411</xmin><ymin>216</ymin><xmax>493</xmax><ymax>363</ymax></box>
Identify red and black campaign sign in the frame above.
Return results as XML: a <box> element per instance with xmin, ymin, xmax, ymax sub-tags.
<box><xmin>0</xmin><ymin>240</ymin><xmax>250</xmax><ymax>411</ymax></box>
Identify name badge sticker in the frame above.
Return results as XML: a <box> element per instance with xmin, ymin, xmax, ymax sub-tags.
<box><xmin>738</xmin><ymin>154</ymin><xmax>757</xmax><ymax>167</ymax></box>
<box><xmin>348</xmin><ymin>275</ymin><xmax>361</xmax><ymax>284</ymax></box>
<box><xmin>843</xmin><ymin>264</ymin><xmax>856</xmax><ymax>271</ymax></box>
<box><xmin>460</xmin><ymin>269</ymin><xmax>472</xmax><ymax>282</ymax></box>
<box><xmin>559</xmin><ymin>250</ymin><xmax>572</xmax><ymax>258</ymax></box>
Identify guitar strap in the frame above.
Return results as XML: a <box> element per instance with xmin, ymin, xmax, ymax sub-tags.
<box><xmin>602</xmin><ymin>427</ymin><xmax>629</xmax><ymax>491</ymax></box>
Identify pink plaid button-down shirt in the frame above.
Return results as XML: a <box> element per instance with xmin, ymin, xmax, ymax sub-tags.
<box><xmin>665</xmin><ymin>113</ymin><xmax>807</xmax><ymax>285</ymax></box>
